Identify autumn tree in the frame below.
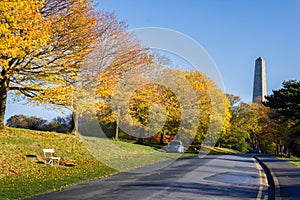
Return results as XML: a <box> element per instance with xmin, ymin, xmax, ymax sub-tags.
<box><xmin>109</xmin><ymin>68</ymin><xmax>201</xmax><ymax>144</ymax></box>
<box><xmin>97</xmin><ymin>66</ymin><xmax>230</xmax><ymax>147</ymax></box>
<box><xmin>0</xmin><ymin>0</ymin><xmax>98</xmax><ymax>129</ymax></box>
<box><xmin>228</xmin><ymin>102</ymin><xmax>256</xmax><ymax>152</ymax></box>
<box><xmin>67</xmin><ymin>12</ymin><xmax>157</xmax><ymax>135</ymax></box>
<box><xmin>204</xmin><ymin>77</ymin><xmax>231</xmax><ymax>147</ymax></box>
<box><xmin>225</xmin><ymin>99</ymin><xmax>278</xmax><ymax>153</ymax></box>
<box><xmin>254</xmin><ymin>106</ymin><xmax>279</xmax><ymax>154</ymax></box>
<box><xmin>125</xmin><ymin>72</ymin><xmax>182</xmax><ymax>143</ymax></box>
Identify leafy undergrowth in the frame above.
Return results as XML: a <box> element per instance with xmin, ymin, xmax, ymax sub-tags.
<box><xmin>278</xmin><ymin>156</ymin><xmax>300</xmax><ymax>167</ymax></box>
<box><xmin>0</xmin><ymin>127</ymin><xmax>177</xmax><ymax>200</ymax></box>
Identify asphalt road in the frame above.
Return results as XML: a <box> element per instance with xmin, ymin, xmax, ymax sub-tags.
<box><xmin>30</xmin><ymin>154</ymin><xmax>269</xmax><ymax>200</ymax></box>
<box><xmin>256</xmin><ymin>155</ymin><xmax>300</xmax><ymax>200</ymax></box>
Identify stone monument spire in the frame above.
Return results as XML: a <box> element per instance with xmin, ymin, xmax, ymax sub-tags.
<box><xmin>252</xmin><ymin>57</ymin><xmax>267</xmax><ymax>103</ymax></box>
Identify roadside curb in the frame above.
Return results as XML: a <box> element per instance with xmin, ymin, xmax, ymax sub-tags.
<box><xmin>254</xmin><ymin>155</ymin><xmax>281</xmax><ymax>200</ymax></box>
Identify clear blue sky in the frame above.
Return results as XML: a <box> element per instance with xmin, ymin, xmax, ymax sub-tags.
<box><xmin>5</xmin><ymin>0</ymin><xmax>300</xmax><ymax>122</ymax></box>
<box><xmin>98</xmin><ymin>0</ymin><xmax>300</xmax><ymax>101</ymax></box>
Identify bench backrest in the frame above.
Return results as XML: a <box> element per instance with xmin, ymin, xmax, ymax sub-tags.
<box><xmin>43</xmin><ymin>149</ymin><xmax>54</xmax><ymax>153</ymax></box>
<box><xmin>43</xmin><ymin>149</ymin><xmax>55</xmax><ymax>158</ymax></box>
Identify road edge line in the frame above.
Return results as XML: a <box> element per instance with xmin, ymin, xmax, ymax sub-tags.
<box><xmin>253</xmin><ymin>157</ymin><xmax>265</xmax><ymax>200</ymax></box>
<box><xmin>254</xmin><ymin>156</ymin><xmax>281</xmax><ymax>200</ymax></box>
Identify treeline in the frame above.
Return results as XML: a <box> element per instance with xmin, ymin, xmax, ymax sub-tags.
<box><xmin>220</xmin><ymin>80</ymin><xmax>300</xmax><ymax>156</ymax></box>
<box><xmin>1</xmin><ymin>1</ymin><xmax>298</xmax><ymax>156</ymax></box>
<box><xmin>0</xmin><ymin>0</ymin><xmax>232</xmax><ymax>149</ymax></box>
<box><xmin>79</xmin><ymin>68</ymin><xmax>231</xmax><ymax>147</ymax></box>
<box><xmin>7</xmin><ymin>80</ymin><xmax>299</xmax><ymax>157</ymax></box>
<box><xmin>80</xmin><ymin>71</ymin><xmax>300</xmax><ymax>156</ymax></box>
<box><xmin>6</xmin><ymin>114</ymin><xmax>74</xmax><ymax>133</ymax></box>
<box><xmin>264</xmin><ymin>80</ymin><xmax>300</xmax><ymax>157</ymax></box>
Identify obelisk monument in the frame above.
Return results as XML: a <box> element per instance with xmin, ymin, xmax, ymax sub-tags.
<box><xmin>252</xmin><ymin>57</ymin><xmax>267</xmax><ymax>103</ymax></box>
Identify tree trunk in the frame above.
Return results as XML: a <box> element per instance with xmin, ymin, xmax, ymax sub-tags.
<box><xmin>276</xmin><ymin>143</ymin><xmax>280</xmax><ymax>156</ymax></box>
<box><xmin>0</xmin><ymin>79</ymin><xmax>9</xmax><ymax>129</ymax></box>
<box><xmin>72</xmin><ymin>112</ymin><xmax>79</xmax><ymax>133</ymax></box>
<box><xmin>115</xmin><ymin>120</ymin><xmax>119</xmax><ymax>140</ymax></box>
<box><xmin>160</xmin><ymin>131</ymin><xmax>164</xmax><ymax>145</ymax></box>
<box><xmin>137</xmin><ymin>127</ymin><xmax>144</xmax><ymax>144</ymax></box>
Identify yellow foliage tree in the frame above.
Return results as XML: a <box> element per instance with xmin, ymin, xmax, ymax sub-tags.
<box><xmin>0</xmin><ymin>0</ymin><xmax>97</xmax><ymax>128</ymax></box>
<box><xmin>95</xmin><ymin>65</ymin><xmax>229</xmax><ymax>146</ymax></box>
<box><xmin>75</xmin><ymin>19</ymin><xmax>156</xmax><ymax>135</ymax></box>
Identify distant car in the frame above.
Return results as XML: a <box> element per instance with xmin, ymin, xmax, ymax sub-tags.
<box><xmin>165</xmin><ymin>140</ymin><xmax>184</xmax><ymax>153</ymax></box>
<box><xmin>253</xmin><ymin>148</ymin><xmax>261</xmax><ymax>154</ymax></box>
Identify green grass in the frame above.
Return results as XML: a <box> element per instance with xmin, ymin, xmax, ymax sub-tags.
<box><xmin>185</xmin><ymin>145</ymin><xmax>241</xmax><ymax>156</ymax></box>
<box><xmin>278</xmin><ymin>156</ymin><xmax>300</xmax><ymax>167</ymax></box>
<box><xmin>0</xmin><ymin>127</ymin><xmax>179</xmax><ymax>200</ymax></box>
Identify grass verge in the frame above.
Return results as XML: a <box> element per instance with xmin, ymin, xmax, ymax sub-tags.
<box><xmin>212</xmin><ymin>147</ymin><xmax>241</xmax><ymax>154</ymax></box>
<box><xmin>278</xmin><ymin>156</ymin><xmax>300</xmax><ymax>167</ymax></box>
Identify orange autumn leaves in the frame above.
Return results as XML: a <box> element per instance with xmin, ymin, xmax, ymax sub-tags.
<box><xmin>0</xmin><ymin>0</ymin><xmax>98</xmax><ymax>127</ymax></box>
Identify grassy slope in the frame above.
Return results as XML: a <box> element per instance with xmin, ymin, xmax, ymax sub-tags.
<box><xmin>1</xmin><ymin>128</ymin><xmax>116</xmax><ymax>199</ymax></box>
<box><xmin>0</xmin><ymin>127</ymin><xmax>178</xmax><ymax>199</ymax></box>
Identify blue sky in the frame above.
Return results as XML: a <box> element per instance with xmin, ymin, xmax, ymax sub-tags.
<box><xmin>4</xmin><ymin>0</ymin><xmax>300</xmax><ymax>122</ymax></box>
<box><xmin>98</xmin><ymin>0</ymin><xmax>300</xmax><ymax>101</ymax></box>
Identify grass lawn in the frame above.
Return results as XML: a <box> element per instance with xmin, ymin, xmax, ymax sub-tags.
<box><xmin>278</xmin><ymin>156</ymin><xmax>300</xmax><ymax>167</ymax></box>
<box><xmin>208</xmin><ymin>147</ymin><xmax>241</xmax><ymax>154</ymax></box>
<box><xmin>0</xmin><ymin>127</ymin><xmax>178</xmax><ymax>199</ymax></box>
<box><xmin>185</xmin><ymin>145</ymin><xmax>241</xmax><ymax>156</ymax></box>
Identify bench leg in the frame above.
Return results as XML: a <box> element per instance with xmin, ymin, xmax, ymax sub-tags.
<box><xmin>44</xmin><ymin>158</ymin><xmax>60</xmax><ymax>166</ymax></box>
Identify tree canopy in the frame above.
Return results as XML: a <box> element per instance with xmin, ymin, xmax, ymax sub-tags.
<box><xmin>264</xmin><ymin>80</ymin><xmax>300</xmax><ymax>127</ymax></box>
<box><xmin>0</xmin><ymin>0</ymin><xmax>153</xmax><ymax>131</ymax></box>
<box><xmin>222</xmin><ymin>80</ymin><xmax>300</xmax><ymax>155</ymax></box>
<box><xmin>264</xmin><ymin>80</ymin><xmax>300</xmax><ymax>156</ymax></box>
<box><xmin>93</xmin><ymin>66</ymin><xmax>230</xmax><ymax>146</ymax></box>
<box><xmin>0</xmin><ymin>0</ymin><xmax>98</xmax><ymax>128</ymax></box>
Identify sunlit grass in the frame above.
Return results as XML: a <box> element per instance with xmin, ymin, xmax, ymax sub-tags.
<box><xmin>0</xmin><ymin>127</ymin><xmax>118</xmax><ymax>199</ymax></box>
<box><xmin>0</xmin><ymin>127</ymin><xmax>176</xmax><ymax>199</ymax></box>
<box><xmin>279</xmin><ymin>156</ymin><xmax>300</xmax><ymax>167</ymax></box>
<box><xmin>212</xmin><ymin>147</ymin><xmax>241</xmax><ymax>154</ymax></box>
<box><xmin>80</xmin><ymin>135</ymin><xmax>179</xmax><ymax>172</ymax></box>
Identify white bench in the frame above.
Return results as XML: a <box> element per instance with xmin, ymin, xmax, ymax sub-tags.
<box><xmin>43</xmin><ymin>149</ymin><xmax>60</xmax><ymax>166</ymax></box>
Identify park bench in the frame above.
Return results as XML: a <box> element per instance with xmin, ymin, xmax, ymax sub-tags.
<box><xmin>43</xmin><ymin>149</ymin><xmax>60</xmax><ymax>166</ymax></box>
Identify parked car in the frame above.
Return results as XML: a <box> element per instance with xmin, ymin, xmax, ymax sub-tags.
<box><xmin>165</xmin><ymin>140</ymin><xmax>184</xmax><ymax>153</ymax></box>
<box><xmin>253</xmin><ymin>148</ymin><xmax>261</xmax><ymax>154</ymax></box>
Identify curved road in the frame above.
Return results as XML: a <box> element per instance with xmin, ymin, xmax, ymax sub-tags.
<box><xmin>31</xmin><ymin>154</ymin><xmax>269</xmax><ymax>200</ymax></box>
